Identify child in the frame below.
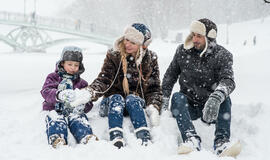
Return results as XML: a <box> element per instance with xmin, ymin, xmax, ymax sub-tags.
<box><xmin>41</xmin><ymin>46</ymin><xmax>97</xmax><ymax>148</ymax></box>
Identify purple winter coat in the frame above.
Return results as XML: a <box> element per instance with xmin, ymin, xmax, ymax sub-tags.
<box><xmin>40</xmin><ymin>71</ymin><xmax>93</xmax><ymax>113</ymax></box>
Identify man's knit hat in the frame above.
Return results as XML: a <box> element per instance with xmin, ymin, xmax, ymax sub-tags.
<box><xmin>191</xmin><ymin>18</ymin><xmax>217</xmax><ymax>40</ymax></box>
<box><xmin>184</xmin><ymin>18</ymin><xmax>217</xmax><ymax>56</ymax></box>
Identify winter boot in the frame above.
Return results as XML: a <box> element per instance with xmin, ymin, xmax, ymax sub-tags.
<box><xmin>49</xmin><ymin>134</ymin><xmax>66</xmax><ymax>148</ymax></box>
<box><xmin>214</xmin><ymin>138</ymin><xmax>230</xmax><ymax>155</ymax></box>
<box><xmin>135</xmin><ymin>127</ymin><xmax>151</xmax><ymax>146</ymax></box>
<box><xmin>109</xmin><ymin>127</ymin><xmax>124</xmax><ymax>149</ymax></box>
<box><xmin>80</xmin><ymin>134</ymin><xmax>99</xmax><ymax>144</ymax></box>
<box><xmin>45</xmin><ymin>113</ymin><xmax>68</xmax><ymax>147</ymax></box>
<box><xmin>214</xmin><ymin>139</ymin><xmax>242</xmax><ymax>157</ymax></box>
<box><xmin>112</xmin><ymin>138</ymin><xmax>125</xmax><ymax>149</ymax></box>
<box><xmin>178</xmin><ymin>136</ymin><xmax>201</xmax><ymax>154</ymax></box>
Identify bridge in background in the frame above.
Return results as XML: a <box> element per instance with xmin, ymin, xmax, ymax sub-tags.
<box><xmin>0</xmin><ymin>11</ymin><xmax>118</xmax><ymax>52</ymax></box>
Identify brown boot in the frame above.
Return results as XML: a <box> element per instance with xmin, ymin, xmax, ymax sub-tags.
<box><xmin>52</xmin><ymin>137</ymin><xmax>66</xmax><ymax>148</ymax></box>
<box><xmin>81</xmin><ymin>134</ymin><xmax>99</xmax><ymax>144</ymax></box>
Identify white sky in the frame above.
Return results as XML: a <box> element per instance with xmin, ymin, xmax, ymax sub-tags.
<box><xmin>0</xmin><ymin>0</ymin><xmax>74</xmax><ymax>16</ymax></box>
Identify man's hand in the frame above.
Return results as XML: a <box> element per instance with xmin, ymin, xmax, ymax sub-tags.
<box><xmin>202</xmin><ymin>91</ymin><xmax>225</xmax><ymax>123</ymax></box>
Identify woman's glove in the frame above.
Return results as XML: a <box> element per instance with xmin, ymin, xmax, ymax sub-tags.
<box><xmin>146</xmin><ymin>104</ymin><xmax>160</xmax><ymax>127</ymax></box>
<box><xmin>161</xmin><ymin>97</ymin><xmax>170</xmax><ymax>112</ymax></box>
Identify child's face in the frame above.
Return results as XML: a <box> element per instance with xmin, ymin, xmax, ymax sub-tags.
<box><xmin>62</xmin><ymin>61</ymin><xmax>80</xmax><ymax>75</ymax></box>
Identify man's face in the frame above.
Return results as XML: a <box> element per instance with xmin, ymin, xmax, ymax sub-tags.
<box><xmin>192</xmin><ymin>33</ymin><xmax>206</xmax><ymax>50</ymax></box>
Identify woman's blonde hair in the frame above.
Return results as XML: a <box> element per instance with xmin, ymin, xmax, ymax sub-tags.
<box><xmin>118</xmin><ymin>41</ymin><xmax>141</xmax><ymax>95</ymax></box>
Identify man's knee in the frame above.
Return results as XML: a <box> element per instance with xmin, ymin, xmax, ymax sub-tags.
<box><xmin>170</xmin><ymin>92</ymin><xmax>188</xmax><ymax>117</ymax></box>
<box><xmin>218</xmin><ymin>97</ymin><xmax>232</xmax><ymax>120</ymax></box>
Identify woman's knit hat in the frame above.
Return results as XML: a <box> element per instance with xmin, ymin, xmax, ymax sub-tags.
<box><xmin>114</xmin><ymin>23</ymin><xmax>152</xmax><ymax>65</ymax></box>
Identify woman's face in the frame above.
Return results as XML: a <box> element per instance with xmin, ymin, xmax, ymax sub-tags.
<box><xmin>123</xmin><ymin>39</ymin><xmax>140</xmax><ymax>56</ymax></box>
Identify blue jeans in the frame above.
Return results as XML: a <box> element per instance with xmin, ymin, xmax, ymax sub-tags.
<box><xmin>45</xmin><ymin>112</ymin><xmax>93</xmax><ymax>144</ymax></box>
<box><xmin>104</xmin><ymin>94</ymin><xmax>147</xmax><ymax>129</ymax></box>
<box><xmin>100</xmin><ymin>94</ymin><xmax>149</xmax><ymax>141</ymax></box>
<box><xmin>171</xmin><ymin>92</ymin><xmax>231</xmax><ymax>145</ymax></box>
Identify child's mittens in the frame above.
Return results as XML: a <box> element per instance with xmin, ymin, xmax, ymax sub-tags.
<box><xmin>57</xmin><ymin>89</ymin><xmax>76</xmax><ymax>103</ymax></box>
<box><xmin>73</xmin><ymin>104</ymin><xmax>85</xmax><ymax>114</ymax></box>
<box><xmin>70</xmin><ymin>88</ymin><xmax>93</xmax><ymax>107</ymax></box>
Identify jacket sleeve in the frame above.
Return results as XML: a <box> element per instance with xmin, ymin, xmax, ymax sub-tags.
<box><xmin>215</xmin><ymin>48</ymin><xmax>236</xmax><ymax>97</ymax></box>
<box><xmin>144</xmin><ymin>52</ymin><xmax>162</xmax><ymax>110</ymax></box>
<box><xmin>162</xmin><ymin>46</ymin><xmax>182</xmax><ymax>98</ymax></box>
<box><xmin>90</xmin><ymin>50</ymin><xmax>118</xmax><ymax>99</ymax></box>
<box><xmin>40</xmin><ymin>74</ymin><xmax>59</xmax><ymax>105</ymax></box>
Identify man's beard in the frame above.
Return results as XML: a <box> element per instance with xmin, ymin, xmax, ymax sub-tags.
<box><xmin>194</xmin><ymin>43</ymin><xmax>205</xmax><ymax>51</ymax></box>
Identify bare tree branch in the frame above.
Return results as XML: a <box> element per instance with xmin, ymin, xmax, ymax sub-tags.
<box><xmin>264</xmin><ymin>0</ymin><xmax>270</xmax><ymax>3</ymax></box>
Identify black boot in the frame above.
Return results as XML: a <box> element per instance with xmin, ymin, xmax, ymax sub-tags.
<box><xmin>135</xmin><ymin>128</ymin><xmax>151</xmax><ymax>146</ymax></box>
<box><xmin>109</xmin><ymin>128</ymin><xmax>124</xmax><ymax>149</ymax></box>
<box><xmin>214</xmin><ymin>138</ymin><xmax>230</xmax><ymax>155</ymax></box>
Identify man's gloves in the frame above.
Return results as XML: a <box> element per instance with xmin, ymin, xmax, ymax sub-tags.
<box><xmin>70</xmin><ymin>88</ymin><xmax>95</xmax><ymax>107</ymax></box>
<box><xmin>57</xmin><ymin>89</ymin><xmax>76</xmax><ymax>103</ymax></box>
<box><xmin>202</xmin><ymin>90</ymin><xmax>225</xmax><ymax>123</ymax></box>
<box><xmin>146</xmin><ymin>104</ymin><xmax>160</xmax><ymax>127</ymax></box>
<box><xmin>161</xmin><ymin>97</ymin><xmax>170</xmax><ymax>111</ymax></box>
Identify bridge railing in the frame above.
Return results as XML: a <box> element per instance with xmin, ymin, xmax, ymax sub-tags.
<box><xmin>0</xmin><ymin>11</ymin><xmax>119</xmax><ymax>38</ymax></box>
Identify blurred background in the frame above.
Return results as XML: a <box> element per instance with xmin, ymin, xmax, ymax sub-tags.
<box><xmin>1</xmin><ymin>0</ymin><xmax>269</xmax><ymax>40</ymax></box>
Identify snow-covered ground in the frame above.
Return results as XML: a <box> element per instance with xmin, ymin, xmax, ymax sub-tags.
<box><xmin>0</xmin><ymin>17</ymin><xmax>269</xmax><ymax>160</ymax></box>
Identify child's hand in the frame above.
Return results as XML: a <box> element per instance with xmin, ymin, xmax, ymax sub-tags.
<box><xmin>58</xmin><ymin>89</ymin><xmax>76</xmax><ymax>103</ymax></box>
<box><xmin>70</xmin><ymin>88</ymin><xmax>93</xmax><ymax>107</ymax></box>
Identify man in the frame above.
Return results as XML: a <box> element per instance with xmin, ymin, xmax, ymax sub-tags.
<box><xmin>162</xmin><ymin>18</ymin><xmax>240</xmax><ymax>156</ymax></box>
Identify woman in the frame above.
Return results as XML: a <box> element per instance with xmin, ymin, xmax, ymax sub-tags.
<box><xmin>71</xmin><ymin>23</ymin><xmax>162</xmax><ymax>148</ymax></box>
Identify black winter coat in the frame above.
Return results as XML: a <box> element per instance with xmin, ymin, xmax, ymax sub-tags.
<box><xmin>162</xmin><ymin>43</ymin><xmax>235</xmax><ymax>104</ymax></box>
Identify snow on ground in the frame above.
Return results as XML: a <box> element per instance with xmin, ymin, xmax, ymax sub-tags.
<box><xmin>0</xmin><ymin>17</ymin><xmax>269</xmax><ymax>160</ymax></box>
